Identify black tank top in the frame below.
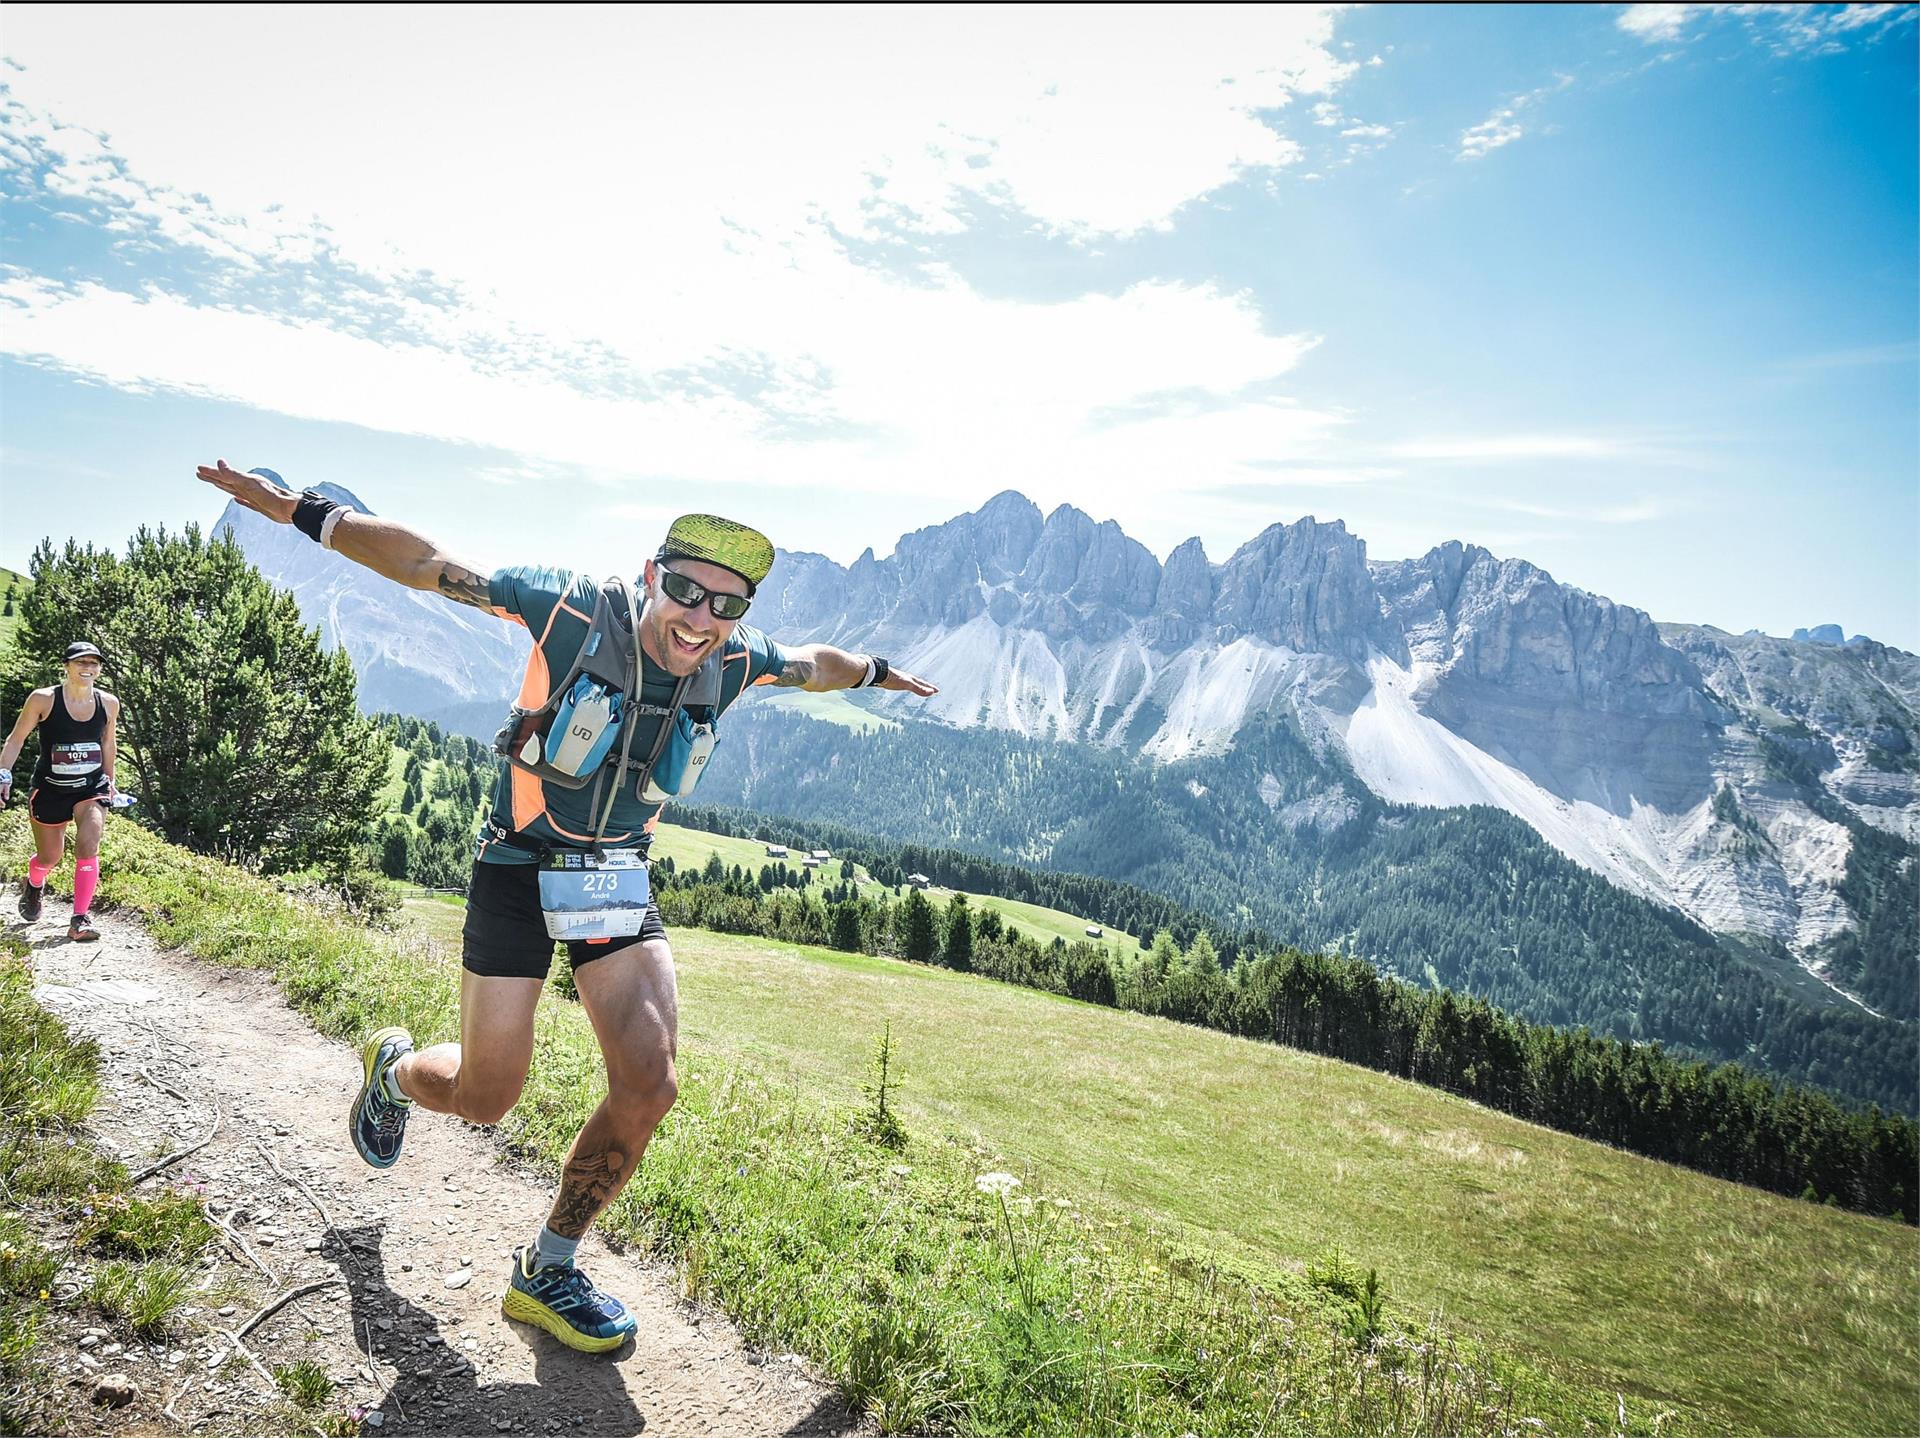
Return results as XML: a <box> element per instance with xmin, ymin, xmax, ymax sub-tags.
<box><xmin>34</xmin><ymin>686</ymin><xmax>108</xmax><ymax>790</ymax></box>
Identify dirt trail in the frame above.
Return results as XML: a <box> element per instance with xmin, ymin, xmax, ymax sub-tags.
<box><xmin>17</xmin><ymin>898</ymin><xmax>868</xmax><ymax>1437</ymax></box>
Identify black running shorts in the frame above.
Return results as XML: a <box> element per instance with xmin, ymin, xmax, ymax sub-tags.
<box><xmin>29</xmin><ymin>780</ymin><xmax>109</xmax><ymax>826</ymax></box>
<box><xmin>461</xmin><ymin>858</ymin><xmax>667</xmax><ymax>980</ymax></box>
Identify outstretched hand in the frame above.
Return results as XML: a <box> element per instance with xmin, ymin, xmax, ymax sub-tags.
<box><xmin>195</xmin><ymin>460</ymin><xmax>298</xmax><ymax>524</ymax></box>
<box><xmin>878</xmin><ymin>668</ymin><xmax>938</xmax><ymax>697</ymax></box>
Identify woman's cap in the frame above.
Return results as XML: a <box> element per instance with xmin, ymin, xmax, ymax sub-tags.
<box><xmin>64</xmin><ymin>642</ymin><xmax>103</xmax><ymax>662</ymax></box>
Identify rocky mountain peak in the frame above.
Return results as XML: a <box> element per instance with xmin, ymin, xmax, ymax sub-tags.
<box><xmin>1209</xmin><ymin>513</ymin><xmax>1377</xmax><ymax>661</ymax></box>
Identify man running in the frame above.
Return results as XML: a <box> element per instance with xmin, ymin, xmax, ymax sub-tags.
<box><xmin>195</xmin><ymin>459</ymin><xmax>936</xmax><ymax>1353</ymax></box>
<box><xmin>1</xmin><ymin>641</ymin><xmax>119</xmax><ymax>942</ymax></box>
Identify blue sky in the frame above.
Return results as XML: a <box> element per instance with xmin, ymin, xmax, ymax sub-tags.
<box><xmin>1</xmin><ymin>5</ymin><xmax>1914</xmax><ymax>646</ymax></box>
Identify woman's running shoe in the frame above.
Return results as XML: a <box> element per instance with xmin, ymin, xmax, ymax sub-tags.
<box><xmin>501</xmin><ymin>1246</ymin><xmax>636</xmax><ymax>1353</ymax></box>
<box><xmin>18</xmin><ymin>882</ymin><xmax>43</xmax><ymax>922</ymax></box>
<box><xmin>350</xmin><ymin>1027</ymin><xmax>413</xmax><ymax>1169</ymax></box>
<box><xmin>68</xmin><ymin>912</ymin><xmax>98</xmax><ymax>942</ymax></box>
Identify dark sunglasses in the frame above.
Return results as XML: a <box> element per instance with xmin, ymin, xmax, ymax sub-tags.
<box><xmin>657</xmin><ymin>566</ymin><xmax>752</xmax><ymax>620</ymax></box>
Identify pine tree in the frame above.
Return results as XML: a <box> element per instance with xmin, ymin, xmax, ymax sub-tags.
<box><xmin>1183</xmin><ymin>930</ymin><xmax>1223</xmax><ymax>976</ymax></box>
<box><xmin>831</xmin><ymin>901</ymin><xmax>863</xmax><ymax>953</ymax></box>
<box><xmin>944</xmin><ymin>893</ymin><xmax>974</xmax><ymax>971</ymax></box>
<box><xmin>900</xmin><ymin>888</ymin><xmax>938</xmax><ymax>964</ymax></box>
<box><xmin>18</xmin><ymin>526</ymin><xmax>386</xmax><ymax>872</ymax></box>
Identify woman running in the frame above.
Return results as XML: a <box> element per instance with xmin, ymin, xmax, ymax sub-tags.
<box><xmin>0</xmin><ymin>641</ymin><xmax>119</xmax><ymax>942</ymax></box>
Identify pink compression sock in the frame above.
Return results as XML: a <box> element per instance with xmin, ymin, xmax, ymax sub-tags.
<box><xmin>72</xmin><ymin>858</ymin><xmax>99</xmax><ymax>916</ymax></box>
<box><xmin>27</xmin><ymin>857</ymin><xmax>53</xmax><ymax>888</ymax></box>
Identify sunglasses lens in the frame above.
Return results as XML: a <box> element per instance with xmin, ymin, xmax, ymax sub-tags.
<box><xmin>660</xmin><ymin>567</ymin><xmax>750</xmax><ymax>619</ymax></box>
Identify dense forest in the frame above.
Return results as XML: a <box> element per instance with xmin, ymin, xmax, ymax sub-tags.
<box><xmin>686</xmin><ymin>707</ymin><xmax>1919</xmax><ymax>1114</ymax></box>
<box><xmin>646</xmin><ymin>852</ymin><xmax>1917</xmax><ymax>1224</ymax></box>
<box><xmin>366</xmin><ymin>714</ymin><xmax>498</xmax><ymax>889</ymax></box>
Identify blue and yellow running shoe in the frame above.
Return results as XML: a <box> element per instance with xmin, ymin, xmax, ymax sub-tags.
<box><xmin>349</xmin><ymin>1026</ymin><xmax>413</xmax><ymax>1169</ymax></box>
<box><xmin>501</xmin><ymin>1246</ymin><xmax>636</xmax><ymax>1353</ymax></box>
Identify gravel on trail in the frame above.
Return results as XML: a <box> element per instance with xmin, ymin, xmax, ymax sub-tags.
<box><xmin>15</xmin><ymin>895</ymin><xmax>870</xmax><ymax>1437</ymax></box>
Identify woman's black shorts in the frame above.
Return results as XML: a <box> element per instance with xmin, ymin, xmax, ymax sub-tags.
<box><xmin>29</xmin><ymin>780</ymin><xmax>109</xmax><ymax>826</ymax></box>
<box><xmin>461</xmin><ymin>858</ymin><xmax>667</xmax><ymax>980</ymax></box>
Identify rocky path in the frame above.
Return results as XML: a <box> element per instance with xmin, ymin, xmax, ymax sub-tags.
<box><xmin>16</xmin><ymin>899</ymin><xmax>868</xmax><ymax>1437</ymax></box>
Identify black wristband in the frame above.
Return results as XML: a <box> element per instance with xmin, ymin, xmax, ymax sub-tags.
<box><xmin>292</xmin><ymin>489</ymin><xmax>341</xmax><ymax>543</ymax></box>
<box><xmin>869</xmin><ymin>657</ymin><xmax>890</xmax><ymax>688</ymax></box>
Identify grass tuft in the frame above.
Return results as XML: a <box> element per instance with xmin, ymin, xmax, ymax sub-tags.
<box><xmin>72</xmin><ymin>1189</ymin><xmax>216</xmax><ymax>1261</ymax></box>
<box><xmin>273</xmin><ymin>1358</ymin><xmax>334</xmax><ymax>1409</ymax></box>
<box><xmin>89</xmin><ymin>1259</ymin><xmax>194</xmax><ymax>1336</ymax></box>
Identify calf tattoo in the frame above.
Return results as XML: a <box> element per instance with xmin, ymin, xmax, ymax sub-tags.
<box><xmin>547</xmin><ymin>1141</ymin><xmax>631</xmax><ymax>1239</ymax></box>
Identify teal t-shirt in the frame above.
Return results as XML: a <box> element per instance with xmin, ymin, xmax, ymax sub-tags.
<box><xmin>477</xmin><ymin>566</ymin><xmax>788</xmax><ymax>862</ymax></box>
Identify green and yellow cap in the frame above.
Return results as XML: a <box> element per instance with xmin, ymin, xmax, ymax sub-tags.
<box><xmin>658</xmin><ymin>513</ymin><xmax>775</xmax><ymax>592</ymax></box>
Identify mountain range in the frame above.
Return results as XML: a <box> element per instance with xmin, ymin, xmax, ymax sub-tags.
<box><xmin>216</xmin><ymin>488</ymin><xmax>1920</xmax><ymax>1020</ymax></box>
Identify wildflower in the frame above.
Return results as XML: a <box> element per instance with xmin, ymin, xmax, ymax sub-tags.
<box><xmin>974</xmin><ymin>1172</ymin><xmax>1021</xmax><ymax>1197</ymax></box>
<box><xmin>888</xmin><ymin>1165</ymin><xmax>912</xmax><ymax>1177</ymax></box>
<box><xmin>37</xmin><ymin>1289</ymin><xmax>48</xmax><ymax>1300</ymax></box>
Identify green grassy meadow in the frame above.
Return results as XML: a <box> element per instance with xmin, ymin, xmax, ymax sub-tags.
<box><xmin>9</xmin><ymin>814</ymin><xmax>1705</xmax><ymax>1438</ymax></box>
<box><xmin>517</xmin><ymin>922</ymin><xmax>1920</xmax><ymax>1435</ymax></box>
<box><xmin>14</xmin><ymin>812</ymin><xmax>1917</xmax><ymax>1436</ymax></box>
<box><xmin>0</xmin><ymin>566</ymin><xmax>31</xmax><ymax>655</ymax></box>
<box><xmin>400</xmin><ymin>868</ymin><xmax>1916</xmax><ymax>1435</ymax></box>
<box><xmin>649</xmin><ymin>820</ymin><xmax>1139</xmax><ymax>949</ymax></box>
<box><xmin>752</xmin><ymin>686</ymin><xmax>898</xmax><ymax>732</ymax></box>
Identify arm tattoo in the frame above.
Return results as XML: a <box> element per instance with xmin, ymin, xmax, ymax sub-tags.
<box><xmin>771</xmin><ymin>657</ymin><xmax>817</xmax><ymax>688</ymax></box>
<box><xmin>546</xmin><ymin>1140</ymin><xmax>631</xmax><ymax>1240</ymax></box>
<box><xmin>435</xmin><ymin>562</ymin><xmax>490</xmax><ymax>610</ymax></box>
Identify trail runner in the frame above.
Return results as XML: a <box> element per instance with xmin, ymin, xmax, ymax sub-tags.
<box><xmin>2</xmin><ymin>641</ymin><xmax>120</xmax><ymax>942</ymax></box>
<box><xmin>195</xmin><ymin>459</ymin><xmax>937</xmax><ymax>1352</ymax></box>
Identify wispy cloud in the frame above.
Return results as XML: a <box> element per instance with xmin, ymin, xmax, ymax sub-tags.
<box><xmin>1457</xmin><ymin>74</ymin><xmax>1574</xmax><ymax>161</ymax></box>
<box><xmin>0</xmin><ymin>7</ymin><xmax>1363</xmax><ymax>523</ymax></box>
<box><xmin>1774</xmin><ymin>340</ymin><xmax>1919</xmax><ymax>374</ymax></box>
<box><xmin>1463</xmin><ymin>496</ymin><xmax>1671</xmax><ymax>524</ymax></box>
<box><xmin>1617</xmin><ymin>4</ymin><xmax>1916</xmax><ymax>54</ymax></box>
<box><xmin>1387</xmin><ymin>433</ymin><xmax>1669</xmax><ymax>462</ymax></box>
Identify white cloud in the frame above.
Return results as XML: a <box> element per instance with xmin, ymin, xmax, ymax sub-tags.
<box><xmin>1387</xmin><ymin>433</ymin><xmax>1685</xmax><ymax>463</ymax></box>
<box><xmin>1457</xmin><ymin>75</ymin><xmax>1574</xmax><ymax>161</ymax></box>
<box><xmin>1618</xmin><ymin>3</ymin><xmax>1916</xmax><ymax>53</ymax></box>
<box><xmin>0</xmin><ymin>7</ymin><xmax>1363</xmax><ymax>528</ymax></box>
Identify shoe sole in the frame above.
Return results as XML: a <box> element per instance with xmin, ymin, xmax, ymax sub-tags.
<box><xmin>501</xmin><ymin>1287</ymin><xmax>631</xmax><ymax>1353</ymax></box>
<box><xmin>350</xmin><ymin>1026</ymin><xmax>412</xmax><ymax>1170</ymax></box>
<box><xmin>70</xmin><ymin>930</ymin><xmax>99</xmax><ymax>942</ymax></box>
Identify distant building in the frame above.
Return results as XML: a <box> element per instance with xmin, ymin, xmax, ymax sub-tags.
<box><xmin>906</xmin><ymin>873</ymin><xmax>931</xmax><ymax>889</ymax></box>
<box><xmin>810</xmin><ymin>849</ymin><xmax>832</xmax><ymax>861</ymax></box>
<box><xmin>802</xmin><ymin>856</ymin><xmax>824</xmax><ymax>868</ymax></box>
<box><xmin>764</xmin><ymin>844</ymin><xmax>789</xmax><ymax>858</ymax></box>
<box><xmin>1084</xmin><ymin>925</ymin><xmax>1104</xmax><ymax>939</ymax></box>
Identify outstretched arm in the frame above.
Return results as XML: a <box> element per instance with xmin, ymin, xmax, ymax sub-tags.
<box><xmin>771</xmin><ymin>644</ymin><xmax>937</xmax><ymax>697</ymax></box>
<box><xmin>195</xmin><ymin>461</ymin><xmax>493</xmax><ymax>608</ymax></box>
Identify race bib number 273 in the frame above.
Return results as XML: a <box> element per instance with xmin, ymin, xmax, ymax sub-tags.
<box><xmin>536</xmin><ymin>849</ymin><xmax>651</xmax><ymax>942</ymax></box>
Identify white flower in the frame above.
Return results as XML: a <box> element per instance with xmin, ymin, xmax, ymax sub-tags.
<box><xmin>974</xmin><ymin>1171</ymin><xmax>1022</xmax><ymax>1196</ymax></box>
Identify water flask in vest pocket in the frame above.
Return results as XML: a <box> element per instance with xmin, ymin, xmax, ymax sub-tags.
<box><xmin>641</xmin><ymin>712</ymin><xmax>718</xmax><ymax>802</ymax></box>
<box><xmin>544</xmin><ymin>675</ymin><xmax>626</xmax><ymax>778</ymax></box>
